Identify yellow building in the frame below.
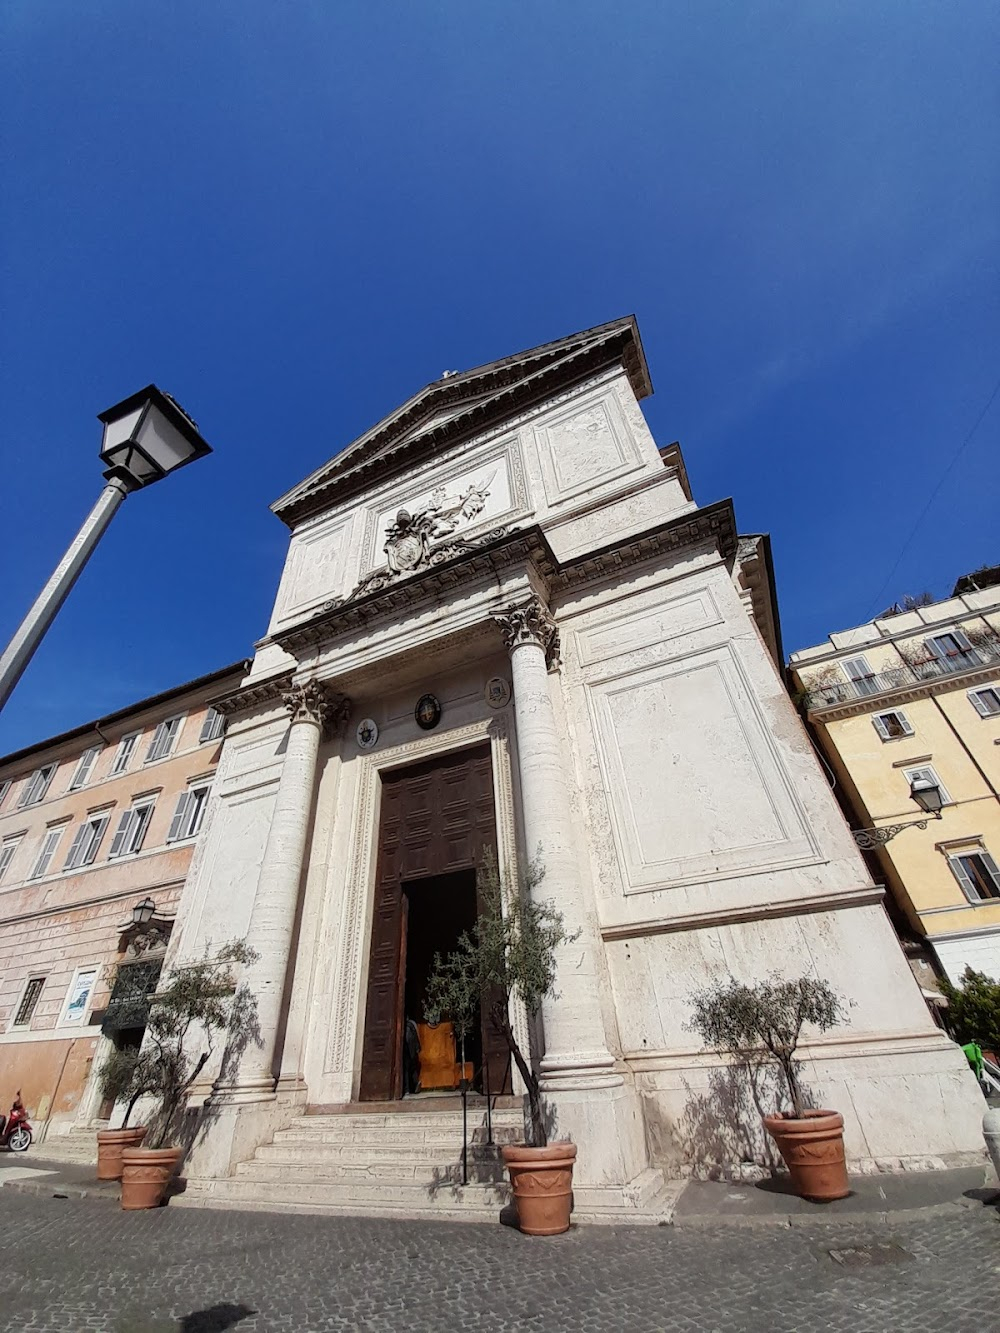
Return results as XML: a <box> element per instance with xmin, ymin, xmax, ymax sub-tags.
<box><xmin>788</xmin><ymin>569</ymin><xmax>1000</xmax><ymax>987</ymax></box>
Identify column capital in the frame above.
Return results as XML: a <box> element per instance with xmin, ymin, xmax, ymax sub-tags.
<box><xmin>493</xmin><ymin>596</ymin><xmax>560</xmax><ymax>671</ymax></box>
<box><xmin>282</xmin><ymin>680</ymin><xmax>350</xmax><ymax>733</ymax></box>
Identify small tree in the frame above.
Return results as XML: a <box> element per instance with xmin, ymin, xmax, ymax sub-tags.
<box><xmin>140</xmin><ymin>939</ymin><xmax>259</xmax><ymax>1148</ymax></box>
<box><xmin>688</xmin><ymin>975</ymin><xmax>846</xmax><ymax>1119</ymax></box>
<box><xmin>938</xmin><ymin>967</ymin><xmax>1000</xmax><ymax>1053</ymax></box>
<box><xmin>96</xmin><ymin>1045</ymin><xmax>161</xmax><ymax>1128</ymax></box>
<box><xmin>425</xmin><ymin>850</ymin><xmax>572</xmax><ymax>1147</ymax></box>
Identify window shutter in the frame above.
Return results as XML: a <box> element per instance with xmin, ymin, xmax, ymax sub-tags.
<box><xmin>200</xmin><ymin>709</ymin><xmax>223</xmax><ymax>743</ymax></box>
<box><xmin>949</xmin><ymin>856</ymin><xmax>979</xmax><ymax>902</ymax></box>
<box><xmin>109</xmin><ymin>809</ymin><xmax>134</xmax><ymax>859</ymax></box>
<box><xmin>63</xmin><ymin>822</ymin><xmax>90</xmax><ymax>870</ymax></box>
<box><xmin>84</xmin><ymin>815</ymin><xmax>109</xmax><ymax>865</ymax></box>
<box><xmin>872</xmin><ymin>715</ymin><xmax>890</xmax><ymax>740</ymax></box>
<box><xmin>131</xmin><ymin>804</ymin><xmax>153</xmax><ymax>853</ymax></box>
<box><xmin>982</xmin><ymin>852</ymin><xmax>1000</xmax><ymax>893</ymax></box>
<box><xmin>167</xmin><ymin>792</ymin><xmax>191</xmax><ymax>843</ymax></box>
<box><xmin>71</xmin><ymin>747</ymin><xmax>99</xmax><ymax>789</ymax></box>
<box><xmin>924</xmin><ymin>637</ymin><xmax>947</xmax><ymax>662</ymax></box>
<box><xmin>844</xmin><ymin>658</ymin><xmax>870</xmax><ymax>680</ymax></box>
<box><xmin>146</xmin><ymin>724</ymin><xmax>166</xmax><ymax>762</ymax></box>
<box><xmin>952</xmin><ymin>628</ymin><xmax>974</xmax><ymax>652</ymax></box>
<box><xmin>970</xmin><ymin>690</ymin><xmax>990</xmax><ymax>717</ymax></box>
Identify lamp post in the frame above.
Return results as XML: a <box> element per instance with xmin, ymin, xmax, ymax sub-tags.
<box><xmin>0</xmin><ymin>387</ymin><xmax>211</xmax><ymax>712</ymax></box>
<box><xmin>852</xmin><ymin>776</ymin><xmax>944</xmax><ymax>849</ymax></box>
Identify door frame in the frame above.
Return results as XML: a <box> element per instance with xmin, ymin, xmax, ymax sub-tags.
<box><xmin>323</xmin><ymin>713</ymin><xmax>529</xmax><ymax>1103</ymax></box>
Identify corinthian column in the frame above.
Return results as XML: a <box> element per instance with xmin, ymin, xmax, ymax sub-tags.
<box><xmin>494</xmin><ymin>597</ymin><xmax>620</xmax><ymax>1093</ymax></box>
<box><xmin>224</xmin><ymin>679</ymin><xmax>348</xmax><ymax>1101</ymax></box>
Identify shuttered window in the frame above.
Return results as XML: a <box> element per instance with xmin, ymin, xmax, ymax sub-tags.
<box><xmin>108</xmin><ymin>801</ymin><xmax>155</xmax><ymax>859</ymax></box>
<box><xmin>17</xmin><ymin>764</ymin><xmax>56</xmax><ymax>808</ymax></box>
<box><xmin>843</xmin><ymin>657</ymin><xmax>879</xmax><ymax>696</ymax></box>
<box><xmin>872</xmin><ymin>710</ymin><xmax>913</xmax><ymax>740</ymax></box>
<box><xmin>949</xmin><ymin>850</ymin><xmax>1000</xmax><ymax>903</ymax></box>
<box><xmin>166</xmin><ymin>785</ymin><xmax>211</xmax><ymax>843</ymax></box>
<box><xmin>145</xmin><ymin>717</ymin><xmax>183</xmax><ymax>763</ymax></box>
<box><xmin>925</xmin><ymin>630</ymin><xmax>979</xmax><ymax>670</ymax></box>
<box><xmin>0</xmin><ymin>836</ymin><xmax>21</xmax><ymax>882</ymax></box>
<box><xmin>69</xmin><ymin>746</ymin><xmax>101</xmax><ymax>791</ymax></box>
<box><xmin>111</xmin><ymin>733</ymin><xmax>140</xmax><ymax>776</ymax></box>
<box><xmin>62</xmin><ymin>814</ymin><xmax>110</xmax><ymax>870</ymax></box>
<box><xmin>29</xmin><ymin>827</ymin><xmax>64</xmax><ymax>879</ymax></box>
<box><xmin>0</xmin><ymin>780</ymin><xmax>11</xmax><ymax>809</ymax></box>
<box><xmin>969</xmin><ymin>687</ymin><xmax>1000</xmax><ymax>718</ymax></box>
<box><xmin>199</xmin><ymin>708</ymin><xmax>225</xmax><ymax>743</ymax></box>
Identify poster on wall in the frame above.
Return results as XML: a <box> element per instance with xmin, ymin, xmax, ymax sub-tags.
<box><xmin>63</xmin><ymin>968</ymin><xmax>98</xmax><ymax>1025</ymax></box>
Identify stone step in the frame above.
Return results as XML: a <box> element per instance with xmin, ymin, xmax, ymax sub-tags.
<box><xmin>255</xmin><ymin>1140</ymin><xmax>508</xmax><ymax>1166</ymax></box>
<box><xmin>293</xmin><ymin>1110</ymin><xmax>525</xmax><ymax>1131</ymax></box>
<box><xmin>274</xmin><ymin>1130</ymin><xmax>525</xmax><ymax>1151</ymax></box>
<box><xmin>235</xmin><ymin>1157</ymin><xmax>506</xmax><ymax>1186</ymax></box>
<box><xmin>32</xmin><ymin>1135</ymin><xmax>98</xmax><ymax>1165</ymax></box>
<box><xmin>182</xmin><ymin>1175</ymin><xmax>510</xmax><ymax>1215</ymax></box>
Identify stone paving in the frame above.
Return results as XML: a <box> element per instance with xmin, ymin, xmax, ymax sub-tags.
<box><xmin>2</xmin><ymin>1191</ymin><xmax>1000</xmax><ymax>1333</ymax></box>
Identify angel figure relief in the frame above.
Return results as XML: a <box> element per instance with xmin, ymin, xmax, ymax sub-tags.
<box><xmin>384</xmin><ymin>471</ymin><xmax>496</xmax><ymax>572</ymax></box>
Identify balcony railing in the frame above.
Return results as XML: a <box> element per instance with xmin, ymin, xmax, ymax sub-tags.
<box><xmin>805</xmin><ymin>641</ymin><xmax>1000</xmax><ymax>710</ymax></box>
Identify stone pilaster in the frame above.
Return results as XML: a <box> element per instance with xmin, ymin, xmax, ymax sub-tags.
<box><xmin>220</xmin><ymin>679</ymin><xmax>348</xmax><ymax>1102</ymax></box>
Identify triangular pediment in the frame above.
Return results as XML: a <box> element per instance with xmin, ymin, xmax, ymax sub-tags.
<box><xmin>272</xmin><ymin>316</ymin><xmax>651</xmax><ymax>527</ymax></box>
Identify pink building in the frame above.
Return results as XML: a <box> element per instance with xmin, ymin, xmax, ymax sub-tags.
<box><xmin>0</xmin><ymin>662</ymin><xmax>245</xmax><ymax>1143</ymax></box>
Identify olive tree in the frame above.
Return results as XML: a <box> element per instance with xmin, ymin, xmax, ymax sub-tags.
<box><xmin>688</xmin><ymin>975</ymin><xmax>846</xmax><ymax>1119</ymax></box>
<box><xmin>425</xmin><ymin>850</ymin><xmax>573</xmax><ymax>1147</ymax></box>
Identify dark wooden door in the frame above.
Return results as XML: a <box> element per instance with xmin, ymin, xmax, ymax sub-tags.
<box><xmin>359</xmin><ymin>743</ymin><xmax>506</xmax><ymax>1100</ymax></box>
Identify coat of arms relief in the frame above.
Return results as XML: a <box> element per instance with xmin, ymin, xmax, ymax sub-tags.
<box><xmin>326</xmin><ymin>471</ymin><xmax>508</xmax><ymax>609</ymax></box>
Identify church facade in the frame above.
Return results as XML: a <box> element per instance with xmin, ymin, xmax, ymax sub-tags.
<box><xmin>175</xmin><ymin>318</ymin><xmax>983</xmax><ymax>1216</ymax></box>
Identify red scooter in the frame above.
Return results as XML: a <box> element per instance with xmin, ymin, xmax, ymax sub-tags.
<box><xmin>1</xmin><ymin>1092</ymin><xmax>32</xmax><ymax>1152</ymax></box>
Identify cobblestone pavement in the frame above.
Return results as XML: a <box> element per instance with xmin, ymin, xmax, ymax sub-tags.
<box><xmin>2</xmin><ymin>1192</ymin><xmax>999</xmax><ymax>1333</ymax></box>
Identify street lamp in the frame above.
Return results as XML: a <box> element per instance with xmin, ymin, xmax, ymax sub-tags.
<box><xmin>852</xmin><ymin>775</ymin><xmax>944</xmax><ymax>849</ymax></box>
<box><xmin>132</xmin><ymin>897</ymin><xmax>157</xmax><ymax>927</ymax></box>
<box><xmin>0</xmin><ymin>387</ymin><xmax>211</xmax><ymax>712</ymax></box>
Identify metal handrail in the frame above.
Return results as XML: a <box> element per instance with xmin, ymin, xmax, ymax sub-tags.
<box><xmin>805</xmin><ymin>643</ymin><xmax>1000</xmax><ymax>709</ymax></box>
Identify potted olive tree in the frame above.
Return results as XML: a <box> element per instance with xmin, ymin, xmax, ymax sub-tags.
<box><xmin>119</xmin><ymin>939</ymin><xmax>258</xmax><ymax>1210</ymax></box>
<box><xmin>94</xmin><ymin>1046</ymin><xmax>160</xmax><ymax>1180</ymax></box>
<box><xmin>425</xmin><ymin>851</ymin><xmax>576</xmax><ymax>1236</ymax></box>
<box><xmin>688</xmin><ymin>974</ymin><xmax>850</xmax><ymax>1201</ymax></box>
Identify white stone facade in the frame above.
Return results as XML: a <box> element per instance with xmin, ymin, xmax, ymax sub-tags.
<box><xmin>173</xmin><ymin>319</ymin><xmax>984</xmax><ymax>1207</ymax></box>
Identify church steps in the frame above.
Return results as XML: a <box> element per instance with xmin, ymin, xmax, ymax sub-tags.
<box><xmin>255</xmin><ymin>1141</ymin><xmax>511</xmax><ymax>1166</ymax></box>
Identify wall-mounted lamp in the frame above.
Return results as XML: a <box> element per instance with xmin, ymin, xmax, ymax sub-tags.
<box><xmin>852</xmin><ymin>776</ymin><xmax>944</xmax><ymax>850</ymax></box>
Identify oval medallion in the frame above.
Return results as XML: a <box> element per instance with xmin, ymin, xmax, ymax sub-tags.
<box><xmin>356</xmin><ymin>718</ymin><xmax>379</xmax><ymax>750</ymax></box>
<box><xmin>415</xmin><ymin>694</ymin><xmax>441</xmax><ymax>730</ymax></box>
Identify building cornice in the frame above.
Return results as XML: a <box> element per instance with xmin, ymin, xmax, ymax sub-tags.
<box><xmin>209</xmin><ymin>672</ymin><xmax>294</xmax><ymax>718</ymax></box>
<box><xmin>267</xmin><ymin>500</ymin><xmax>738</xmax><ymax>659</ymax></box>
<box><xmin>600</xmin><ymin>884</ymin><xmax>884</xmax><ymax>941</ymax></box>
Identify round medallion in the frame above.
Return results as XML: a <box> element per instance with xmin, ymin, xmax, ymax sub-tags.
<box><xmin>485</xmin><ymin>676</ymin><xmax>511</xmax><ymax>709</ymax></box>
<box><xmin>415</xmin><ymin>694</ymin><xmax>441</xmax><ymax>730</ymax></box>
<box><xmin>356</xmin><ymin>718</ymin><xmax>379</xmax><ymax>750</ymax></box>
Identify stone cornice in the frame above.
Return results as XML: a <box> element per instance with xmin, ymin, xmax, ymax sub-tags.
<box><xmin>808</xmin><ymin>659</ymin><xmax>1000</xmax><ymax>722</ymax></box>
<box><xmin>210</xmin><ymin>672</ymin><xmax>294</xmax><ymax>718</ymax></box>
<box><xmin>269</xmin><ymin>501</ymin><xmax>738</xmax><ymax>659</ymax></box>
<box><xmin>600</xmin><ymin>884</ymin><xmax>885</xmax><ymax>942</ymax></box>
<box><xmin>549</xmin><ymin>497</ymin><xmax>738</xmax><ymax>594</ymax></box>
<box><xmin>273</xmin><ymin>529</ymin><xmax>557</xmax><ymax>653</ymax></box>
<box><xmin>273</xmin><ymin>323</ymin><xmax>648</xmax><ymax>528</ymax></box>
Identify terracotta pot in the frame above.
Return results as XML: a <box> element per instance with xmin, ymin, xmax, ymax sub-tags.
<box><xmin>762</xmin><ymin>1109</ymin><xmax>850</xmax><ymax>1201</ymax></box>
<box><xmin>502</xmin><ymin>1141</ymin><xmax>577</xmax><ymax>1235</ymax></box>
<box><xmin>120</xmin><ymin>1145</ymin><xmax>183</xmax><ymax>1210</ymax></box>
<box><xmin>96</xmin><ymin>1126</ymin><xmax>148</xmax><ymax>1181</ymax></box>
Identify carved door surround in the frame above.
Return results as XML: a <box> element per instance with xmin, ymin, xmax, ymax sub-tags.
<box><xmin>323</xmin><ymin>714</ymin><xmax>529</xmax><ymax>1102</ymax></box>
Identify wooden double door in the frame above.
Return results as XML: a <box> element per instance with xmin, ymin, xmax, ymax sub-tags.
<box><xmin>359</xmin><ymin>743</ymin><xmax>510</xmax><ymax>1101</ymax></box>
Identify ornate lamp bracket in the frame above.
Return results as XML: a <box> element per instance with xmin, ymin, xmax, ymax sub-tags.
<box><xmin>852</xmin><ymin>818</ymin><xmax>930</xmax><ymax>850</ymax></box>
<box><xmin>493</xmin><ymin>596</ymin><xmax>561</xmax><ymax>672</ymax></box>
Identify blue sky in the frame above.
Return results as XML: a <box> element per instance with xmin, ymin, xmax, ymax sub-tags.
<box><xmin>1</xmin><ymin>2</ymin><xmax>997</xmax><ymax>752</ymax></box>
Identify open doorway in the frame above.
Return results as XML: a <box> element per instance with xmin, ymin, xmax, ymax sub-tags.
<box><xmin>402</xmin><ymin>868</ymin><xmax>481</xmax><ymax>1094</ymax></box>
